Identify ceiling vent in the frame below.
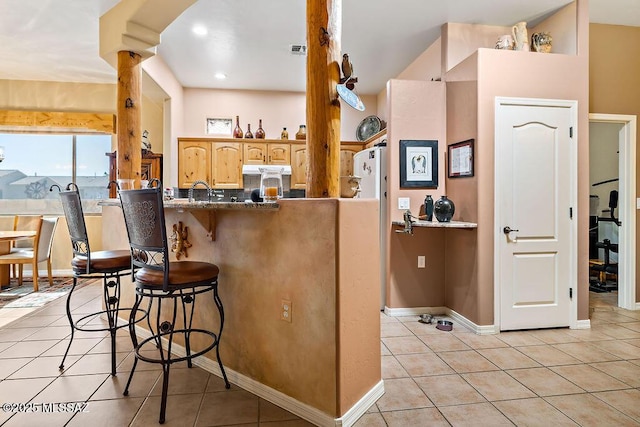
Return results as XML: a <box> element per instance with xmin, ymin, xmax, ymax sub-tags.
<box><xmin>290</xmin><ymin>44</ymin><xmax>307</xmax><ymax>55</ymax></box>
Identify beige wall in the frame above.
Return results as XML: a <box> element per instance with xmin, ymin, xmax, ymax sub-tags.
<box><xmin>103</xmin><ymin>199</ymin><xmax>381</xmax><ymax>418</ymax></box>
<box><xmin>385</xmin><ymin>80</ymin><xmax>447</xmax><ymax>308</ymax></box>
<box><xmin>590</xmin><ymin>23</ymin><xmax>640</xmax><ymax>303</ymax></box>
<box><xmin>181</xmin><ymin>87</ymin><xmax>377</xmax><ymax>142</ymax></box>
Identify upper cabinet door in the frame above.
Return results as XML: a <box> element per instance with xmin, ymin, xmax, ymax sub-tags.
<box><xmin>339</xmin><ymin>145</ymin><xmax>361</xmax><ymax>177</ymax></box>
<box><xmin>212</xmin><ymin>142</ymin><xmax>243</xmax><ymax>188</ymax></box>
<box><xmin>243</xmin><ymin>143</ymin><xmax>267</xmax><ymax>165</ymax></box>
<box><xmin>290</xmin><ymin>144</ymin><xmax>307</xmax><ymax>189</ymax></box>
<box><xmin>178</xmin><ymin>140</ymin><xmax>211</xmax><ymax>188</ymax></box>
<box><xmin>268</xmin><ymin>143</ymin><xmax>291</xmax><ymax>165</ymax></box>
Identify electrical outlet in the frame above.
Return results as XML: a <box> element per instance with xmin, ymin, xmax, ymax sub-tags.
<box><xmin>281</xmin><ymin>299</ymin><xmax>292</xmax><ymax>323</ymax></box>
<box><xmin>398</xmin><ymin>197</ymin><xmax>410</xmax><ymax>210</ymax></box>
<box><xmin>418</xmin><ymin>256</ymin><xmax>426</xmax><ymax>268</ymax></box>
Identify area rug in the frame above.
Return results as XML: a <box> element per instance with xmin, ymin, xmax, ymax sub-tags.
<box><xmin>0</xmin><ymin>277</ymin><xmax>86</xmax><ymax>309</ymax></box>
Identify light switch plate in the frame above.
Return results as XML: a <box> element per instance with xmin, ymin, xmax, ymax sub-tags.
<box><xmin>637</xmin><ymin>198</ymin><xmax>640</xmax><ymax>209</ymax></box>
<box><xmin>398</xmin><ymin>197</ymin><xmax>410</xmax><ymax>210</ymax></box>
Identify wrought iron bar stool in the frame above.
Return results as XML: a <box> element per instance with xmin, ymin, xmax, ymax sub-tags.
<box><xmin>56</xmin><ymin>184</ymin><xmax>145</xmax><ymax>375</ymax></box>
<box><xmin>119</xmin><ymin>187</ymin><xmax>229</xmax><ymax>424</ymax></box>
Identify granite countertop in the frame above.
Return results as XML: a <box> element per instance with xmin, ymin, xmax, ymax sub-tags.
<box><xmin>99</xmin><ymin>198</ymin><xmax>279</xmax><ymax>210</ymax></box>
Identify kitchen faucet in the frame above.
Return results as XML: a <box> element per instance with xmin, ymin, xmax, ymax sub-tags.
<box><xmin>188</xmin><ymin>180</ymin><xmax>212</xmax><ymax>202</ymax></box>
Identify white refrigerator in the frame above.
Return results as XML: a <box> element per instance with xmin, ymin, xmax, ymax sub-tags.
<box><xmin>353</xmin><ymin>146</ymin><xmax>388</xmax><ymax>310</ymax></box>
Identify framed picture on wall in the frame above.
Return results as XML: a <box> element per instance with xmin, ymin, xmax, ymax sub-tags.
<box><xmin>399</xmin><ymin>139</ymin><xmax>438</xmax><ymax>188</ymax></box>
<box><xmin>206</xmin><ymin>117</ymin><xmax>233</xmax><ymax>136</ymax></box>
<box><xmin>448</xmin><ymin>139</ymin><xmax>474</xmax><ymax>178</ymax></box>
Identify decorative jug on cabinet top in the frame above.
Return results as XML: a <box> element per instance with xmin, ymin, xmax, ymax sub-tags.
<box><xmin>512</xmin><ymin>21</ymin><xmax>529</xmax><ymax>51</ymax></box>
<box><xmin>531</xmin><ymin>32</ymin><xmax>552</xmax><ymax>53</ymax></box>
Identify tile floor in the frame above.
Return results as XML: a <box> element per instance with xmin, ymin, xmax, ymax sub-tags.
<box><xmin>0</xmin><ymin>284</ymin><xmax>639</xmax><ymax>426</ymax></box>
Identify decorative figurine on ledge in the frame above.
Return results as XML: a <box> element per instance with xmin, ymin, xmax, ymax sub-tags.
<box><xmin>340</xmin><ymin>53</ymin><xmax>358</xmax><ymax>90</ymax></box>
<box><xmin>170</xmin><ymin>221</ymin><xmax>192</xmax><ymax>259</ymax></box>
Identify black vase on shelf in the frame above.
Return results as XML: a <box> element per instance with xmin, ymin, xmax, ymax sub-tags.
<box><xmin>434</xmin><ymin>195</ymin><xmax>455</xmax><ymax>222</ymax></box>
<box><xmin>424</xmin><ymin>195</ymin><xmax>434</xmax><ymax>221</ymax></box>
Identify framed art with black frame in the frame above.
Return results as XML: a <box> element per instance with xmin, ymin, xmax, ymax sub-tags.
<box><xmin>448</xmin><ymin>139</ymin><xmax>474</xmax><ymax>178</ymax></box>
<box><xmin>399</xmin><ymin>139</ymin><xmax>438</xmax><ymax>188</ymax></box>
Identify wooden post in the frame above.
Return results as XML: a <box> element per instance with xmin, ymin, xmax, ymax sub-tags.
<box><xmin>116</xmin><ymin>50</ymin><xmax>142</xmax><ymax>186</ymax></box>
<box><xmin>306</xmin><ymin>0</ymin><xmax>341</xmax><ymax>198</ymax></box>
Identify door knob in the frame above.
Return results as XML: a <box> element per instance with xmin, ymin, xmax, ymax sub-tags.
<box><xmin>503</xmin><ymin>226</ymin><xmax>519</xmax><ymax>234</ymax></box>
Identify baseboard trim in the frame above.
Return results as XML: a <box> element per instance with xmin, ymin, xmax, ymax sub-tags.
<box><xmin>335</xmin><ymin>380</ymin><xmax>384</xmax><ymax>427</ymax></box>
<box><xmin>574</xmin><ymin>319</ymin><xmax>591</xmax><ymax>329</ymax></box>
<box><xmin>129</xmin><ymin>322</ymin><xmax>380</xmax><ymax>427</ymax></box>
<box><xmin>383</xmin><ymin>306</ymin><xmax>447</xmax><ymax>317</ymax></box>
<box><xmin>445</xmin><ymin>308</ymin><xmax>498</xmax><ymax>335</ymax></box>
<box><xmin>383</xmin><ymin>306</ymin><xmax>497</xmax><ymax>335</ymax></box>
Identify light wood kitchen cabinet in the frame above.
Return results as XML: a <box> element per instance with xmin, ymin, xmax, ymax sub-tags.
<box><xmin>340</xmin><ymin>143</ymin><xmax>363</xmax><ymax>177</ymax></box>
<box><xmin>178</xmin><ymin>140</ymin><xmax>211</xmax><ymax>188</ymax></box>
<box><xmin>211</xmin><ymin>142</ymin><xmax>243</xmax><ymax>188</ymax></box>
<box><xmin>290</xmin><ymin>143</ymin><xmax>307</xmax><ymax>189</ymax></box>
<box><xmin>243</xmin><ymin>142</ymin><xmax>290</xmax><ymax>165</ymax></box>
<box><xmin>178</xmin><ymin>138</ymin><xmax>242</xmax><ymax>189</ymax></box>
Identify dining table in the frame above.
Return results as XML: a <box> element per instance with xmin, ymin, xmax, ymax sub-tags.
<box><xmin>0</xmin><ymin>230</ymin><xmax>37</xmax><ymax>288</ymax></box>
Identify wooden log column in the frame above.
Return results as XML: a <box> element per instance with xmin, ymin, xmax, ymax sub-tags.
<box><xmin>116</xmin><ymin>50</ymin><xmax>142</xmax><ymax>186</ymax></box>
<box><xmin>306</xmin><ymin>0</ymin><xmax>341</xmax><ymax>198</ymax></box>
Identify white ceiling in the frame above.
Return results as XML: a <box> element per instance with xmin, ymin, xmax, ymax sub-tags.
<box><xmin>0</xmin><ymin>0</ymin><xmax>638</xmax><ymax>96</ymax></box>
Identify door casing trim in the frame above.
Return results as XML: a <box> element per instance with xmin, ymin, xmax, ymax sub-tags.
<box><xmin>494</xmin><ymin>97</ymin><xmax>579</xmax><ymax>330</ymax></box>
<box><xmin>589</xmin><ymin>113</ymin><xmax>637</xmax><ymax>310</ymax></box>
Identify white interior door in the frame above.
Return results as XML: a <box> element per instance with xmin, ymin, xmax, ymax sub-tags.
<box><xmin>496</xmin><ymin>98</ymin><xmax>577</xmax><ymax>331</ymax></box>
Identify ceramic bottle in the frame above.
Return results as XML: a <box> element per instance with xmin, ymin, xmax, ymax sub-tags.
<box><xmin>434</xmin><ymin>195</ymin><xmax>455</xmax><ymax>222</ymax></box>
<box><xmin>424</xmin><ymin>195</ymin><xmax>434</xmax><ymax>221</ymax></box>
<box><xmin>295</xmin><ymin>125</ymin><xmax>306</xmax><ymax>140</ymax></box>
<box><xmin>233</xmin><ymin>116</ymin><xmax>243</xmax><ymax>138</ymax></box>
<box><xmin>281</xmin><ymin>127</ymin><xmax>289</xmax><ymax>139</ymax></box>
<box><xmin>255</xmin><ymin>119</ymin><xmax>265</xmax><ymax>139</ymax></box>
<box><xmin>245</xmin><ymin>123</ymin><xmax>254</xmax><ymax>139</ymax></box>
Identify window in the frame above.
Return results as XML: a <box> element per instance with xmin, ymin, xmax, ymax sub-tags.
<box><xmin>0</xmin><ymin>133</ymin><xmax>111</xmax><ymax>201</ymax></box>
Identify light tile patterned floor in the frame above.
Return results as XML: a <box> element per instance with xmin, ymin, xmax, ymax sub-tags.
<box><xmin>0</xmin><ymin>284</ymin><xmax>639</xmax><ymax>426</ymax></box>
<box><xmin>359</xmin><ymin>291</ymin><xmax>640</xmax><ymax>426</ymax></box>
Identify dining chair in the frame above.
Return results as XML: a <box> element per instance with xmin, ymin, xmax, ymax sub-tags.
<box><xmin>10</xmin><ymin>215</ymin><xmax>42</xmax><ymax>279</ymax></box>
<box><xmin>57</xmin><ymin>186</ymin><xmax>144</xmax><ymax>376</ymax></box>
<box><xmin>0</xmin><ymin>215</ymin><xmax>43</xmax><ymax>291</ymax></box>
<box><xmin>119</xmin><ymin>187</ymin><xmax>229</xmax><ymax>424</ymax></box>
<box><xmin>10</xmin><ymin>217</ymin><xmax>58</xmax><ymax>287</ymax></box>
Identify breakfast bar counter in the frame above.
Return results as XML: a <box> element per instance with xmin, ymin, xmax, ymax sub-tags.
<box><xmin>100</xmin><ymin>197</ymin><xmax>383</xmax><ymax>426</ymax></box>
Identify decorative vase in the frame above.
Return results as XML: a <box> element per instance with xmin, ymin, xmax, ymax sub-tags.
<box><xmin>295</xmin><ymin>124</ymin><xmax>306</xmax><ymax>140</ymax></box>
<box><xmin>255</xmin><ymin>119</ymin><xmax>265</xmax><ymax>139</ymax></box>
<box><xmin>512</xmin><ymin>21</ymin><xmax>529</xmax><ymax>51</ymax></box>
<box><xmin>424</xmin><ymin>195</ymin><xmax>434</xmax><ymax>221</ymax></box>
<box><xmin>434</xmin><ymin>195</ymin><xmax>455</xmax><ymax>222</ymax></box>
<box><xmin>531</xmin><ymin>32</ymin><xmax>552</xmax><ymax>53</ymax></box>
<box><xmin>245</xmin><ymin>123</ymin><xmax>254</xmax><ymax>139</ymax></box>
<box><xmin>281</xmin><ymin>127</ymin><xmax>289</xmax><ymax>139</ymax></box>
<box><xmin>233</xmin><ymin>115</ymin><xmax>243</xmax><ymax>138</ymax></box>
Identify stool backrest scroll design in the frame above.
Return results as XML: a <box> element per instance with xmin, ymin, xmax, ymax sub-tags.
<box><xmin>119</xmin><ymin>188</ymin><xmax>170</xmax><ymax>291</ymax></box>
<box><xmin>59</xmin><ymin>189</ymin><xmax>92</xmax><ymax>275</ymax></box>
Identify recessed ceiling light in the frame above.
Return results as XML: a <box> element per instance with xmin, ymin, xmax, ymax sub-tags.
<box><xmin>192</xmin><ymin>25</ymin><xmax>207</xmax><ymax>36</ymax></box>
<box><xmin>214</xmin><ymin>73</ymin><xmax>227</xmax><ymax>80</ymax></box>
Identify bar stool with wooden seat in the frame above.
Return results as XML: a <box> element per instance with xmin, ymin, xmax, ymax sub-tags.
<box><xmin>118</xmin><ymin>187</ymin><xmax>229</xmax><ymax>424</ymax></box>
<box><xmin>57</xmin><ymin>185</ymin><xmax>143</xmax><ymax>376</ymax></box>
